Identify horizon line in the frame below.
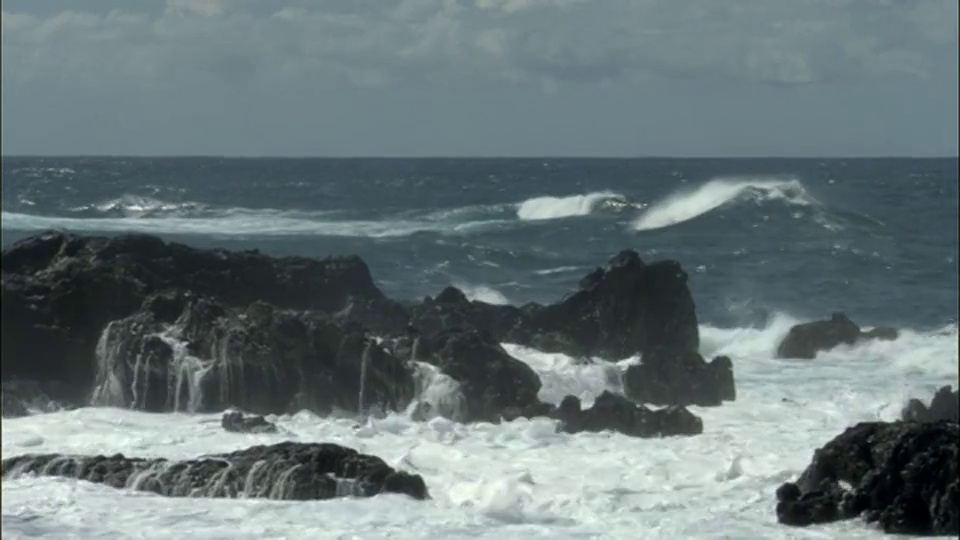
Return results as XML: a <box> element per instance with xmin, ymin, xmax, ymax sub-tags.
<box><xmin>2</xmin><ymin>154</ymin><xmax>958</xmax><ymax>160</ymax></box>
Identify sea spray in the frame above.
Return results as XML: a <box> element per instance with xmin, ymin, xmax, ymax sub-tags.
<box><xmin>632</xmin><ymin>177</ymin><xmax>816</xmax><ymax>231</ymax></box>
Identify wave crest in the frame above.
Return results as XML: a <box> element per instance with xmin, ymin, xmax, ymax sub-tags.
<box><xmin>632</xmin><ymin>177</ymin><xmax>815</xmax><ymax>231</ymax></box>
<box><xmin>517</xmin><ymin>191</ymin><xmax>626</xmax><ymax>221</ymax></box>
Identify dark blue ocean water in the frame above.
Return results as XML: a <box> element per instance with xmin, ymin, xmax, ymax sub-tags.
<box><xmin>2</xmin><ymin>157</ymin><xmax>957</xmax><ymax>330</ymax></box>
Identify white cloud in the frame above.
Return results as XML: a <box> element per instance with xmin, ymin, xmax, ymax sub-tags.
<box><xmin>1</xmin><ymin>0</ymin><xmax>955</xmax><ymax>90</ymax></box>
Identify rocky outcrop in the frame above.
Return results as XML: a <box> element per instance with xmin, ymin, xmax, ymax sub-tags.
<box><xmin>2</xmin><ymin>232</ymin><xmax>387</xmax><ymax>404</ymax></box>
<box><xmin>2</xmin><ymin>232</ymin><xmax>727</xmax><ymax>423</ymax></box>
<box><xmin>222</xmin><ymin>411</ymin><xmax>278</xmax><ymax>434</ymax></box>
<box><xmin>90</xmin><ymin>293</ymin><xmax>416</xmax><ymax>417</ymax></box>
<box><xmin>902</xmin><ymin>386</ymin><xmax>959</xmax><ymax>423</ymax></box>
<box><xmin>554</xmin><ymin>391</ymin><xmax>703</xmax><ymax>438</ymax></box>
<box><xmin>623</xmin><ymin>350</ymin><xmax>735</xmax><ymax>407</ymax></box>
<box><xmin>775</xmin><ymin>421</ymin><xmax>958</xmax><ymax>535</ymax></box>
<box><xmin>348</xmin><ymin>250</ymin><xmax>700</xmax><ymax>361</ymax></box>
<box><xmin>776</xmin><ymin>313</ymin><xmax>899</xmax><ymax>359</ymax></box>
<box><xmin>528</xmin><ymin>251</ymin><xmax>699</xmax><ymax>359</ymax></box>
<box><xmin>2</xmin><ymin>441</ymin><xmax>429</xmax><ymax>501</ymax></box>
<box><xmin>412</xmin><ymin>328</ymin><xmax>544</xmax><ymax>423</ymax></box>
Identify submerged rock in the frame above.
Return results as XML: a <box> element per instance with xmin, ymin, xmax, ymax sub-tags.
<box><xmin>775</xmin><ymin>421</ymin><xmax>959</xmax><ymax>535</ymax></box>
<box><xmin>776</xmin><ymin>312</ymin><xmax>899</xmax><ymax>359</ymax></box>
<box><xmin>554</xmin><ymin>391</ymin><xmax>703</xmax><ymax>438</ymax></box>
<box><xmin>902</xmin><ymin>385</ymin><xmax>959</xmax><ymax>423</ymax></box>
<box><xmin>2</xmin><ymin>441</ymin><xmax>429</xmax><ymax>501</ymax></box>
<box><xmin>221</xmin><ymin>411</ymin><xmax>278</xmax><ymax>434</ymax></box>
<box><xmin>623</xmin><ymin>350</ymin><xmax>735</xmax><ymax>407</ymax></box>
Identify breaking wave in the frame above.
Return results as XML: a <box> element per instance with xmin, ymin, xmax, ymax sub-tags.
<box><xmin>516</xmin><ymin>191</ymin><xmax>630</xmax><ymax>221</ymax></box>
<box><xmin>632</xmin><ymin>177</ymin><xmax>817</xmax><ymax>231</ymax></box>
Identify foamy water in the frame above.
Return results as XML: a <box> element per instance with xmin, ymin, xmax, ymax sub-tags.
<box><xmin>516</xmin><ymin>191</ymin><xmax>624</xmax><ymax>221</ymax></box>
<box><xmin>632</xmin><ymin>177</ymin><xmax>816</xmax><ymax>231</ymax></box>
<box><xmin>4</xmin><ymin>320</ymin><xmax>957</xmax><ymax>540</ymax></box>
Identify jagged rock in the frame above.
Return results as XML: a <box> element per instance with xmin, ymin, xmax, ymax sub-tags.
<box><xmin>902</xmin><ymin>385</ymin><xmax>959</xmax><ymax>423</ymax></box>
<box><xmin>90</xmin><ymin>293</ymin><xmax>416</xmax><ymax>416</ymax></box>
<box><xmin>529</xmin><ymin>252</ymin><xmax>700</xmax><ymax>359</ymax></box>
<box><xmin>2</xmin><ymin>441</ymin><xmax>429</xmax><ymax>501</ymax></box>
<box><xmin>415</xmin><ymin>328</ymin><xmax>542</xmax><ymax>423</ymax></box>
<box><xmin>1</xmin><ymin>380</ymin><xmax>64</xmax><ymax>418</ymax></box>
<box><xmin>348</xmin><ymin>250</ymin><xmax>700</xmax><ymax>361</ymax></box>
<box><xmin>2</xmin><ymin>233</ymin><xmax>717</xmax><ymax>418</ymax></box>
<box><xmin>775</xmin><ymin>421</ymin><xmax>959</xmax><ymax>535</ymax></box>
<box><xmin>776</xmin><ymin>312</ymin><xmax>899</xmax><ymax>359</ymax></box>
<box><xmin>2</xmin><ymin>232</ymin><xmax>388</xmax><ymax>406</ymax></box>
<box><xmin>623</xmin><ymin>349</ymin><xmax>735</xmax><ymax>407</ymax></box>
<box><xmin>221</xmin><ymin>411</ymin><xmax>278</xmax><ymax>434</ymax></box>
<box><xmin>554</xmin><ymin>391</ymin><xmax>703</xmax><ymax>438</ymax></box>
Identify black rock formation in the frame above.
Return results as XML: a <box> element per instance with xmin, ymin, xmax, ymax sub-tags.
<box><xmin>776</xmin><ymin>312</ymin><xmax>899</xmax><ymax>359</ymax></box>
<box><xmin>350</xmin><ymin>249</ymin><xmax>701</xmax><ymax>361</ymax></box>
<box><xmin>554</xmin><ymin>391</ymin><xmax>703</xmax><ymax>438</ymax></box>
<box><xmin>1</xmin><ymin>381</ymin><xmax>64</xmax><ymax>418</ymax></box>
<box><xmin>902</xmin><ymin>385</ymin><xmax>959</xmax><ymax>423</ymax></box>
<box><xmin>2</xmin><ymin>232</ymin><xmax>387</xmax><ymax>405</ymax></box>
<box><xmin>90</xmin><ymin>294</ymin><xmax>416</xmax><ymax>417</ymax></box>
<box><xmin>2</xmin><ymin>232</ymin><xmax>730</xmax><ymax>424</ymax></box>
<box><xmin>413</xmin><ymin>328</ymin><xmax>544</xmax><ymax>423</ymax></box>
<box><xmin>2</xmin><ymin>441</ymin><xmax>429</xmax><ymax>501</ymax></box>
<box><xmin>623</xmin><ymin>350</ymin><xmax>735</xmax><ymax>407</ymax></box>
<box><xmin>221</xmin><ymin>411</ymin><xmax>278</xmax><ymax>434</ymax></box>
<box><xmin>775</xmin><ymin>421</ymin><xmax>958</xmax><ymax>535</ymax></box>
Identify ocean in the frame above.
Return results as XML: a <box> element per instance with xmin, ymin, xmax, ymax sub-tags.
<box><xmin>2</xmin><ymin>157</ymin><xmax>958</xmax><ymax>539</ymax></box>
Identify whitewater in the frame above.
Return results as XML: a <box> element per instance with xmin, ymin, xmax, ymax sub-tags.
<box><xmin>3</xmin><ymin>317</ymin><xmax>956</xmax><ymax>539</ymax></box>
<box><xmin>2</xmin><ymin>157</ymin><xmax>957</xmax><ymax>539</ymax></box>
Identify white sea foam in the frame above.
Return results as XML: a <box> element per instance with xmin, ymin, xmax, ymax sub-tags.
<box><xmin>632</xmin><ymin>177</ymin><xmax>816</xmax><ymax>231</ymax></box>
<box><xmin>2</xmin><ymin>320</ymin><xmax>956</xmax><ymax>539</ymax></box>
<box><xmin>516</xmin><ymin>191</ymin><xmax>625</xmax><ymax>221</ymax></box>
<box><xmin>455</xmin><ymin>283</ymin><xmax>511</xmax><ymax>305</ymax></box>
<box><xmin>0</xmin><ymin>211</ymin><xmax>505</xmax><ymax>239</ymax></box>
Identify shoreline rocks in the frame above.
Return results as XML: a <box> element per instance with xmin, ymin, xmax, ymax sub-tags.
<box><xmin>775</xmin><ymin>421</ymin><xmax>959</xmax><ymax>535</ymax></box>
<box><xmin>2</xmin><ymin>231</ymin><xmax>735</xmax><ymax>427</ymax></box>
<box><xmin>776</xmin><ymin>312</ymin><xmax>899</xmax><ymax>359</ymax></box>
<box><xmin>901</xmin><ymin>385</ymin><xmax>959</xmax><ymax>423</ymax></box>
<box><xmin>2</xmin><ymin>441</ymin><xmax>429</xmax><ymax>501</ymax></box>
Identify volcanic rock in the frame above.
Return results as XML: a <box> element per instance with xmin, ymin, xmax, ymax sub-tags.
<box><xmin>554</xmin><ymin>391</ymin><xmax>703</xmax><ymax>438</ymax></box>
<box><xmin>775</xmin><ymin>421</ymin><xmax>958</xmax><ymax>535</ymax></box>
<box><xmin>2</xmin><ymin>441</ymin><xmax>429</xmax><ymax>501</ymax></box>
<box><xmin>776</xmin><ymin>312</ymin><xmax>899</xmax><ymax>359</ymax></box>
<box><xmin>623</xmin><ymin>349</ymin><xmax>735</xmax><ymax>407</ymax></box>
<box><xmin>902</xmin><ymin>385</ymin><xmax>959</xmax><ymax>423</ymax></box>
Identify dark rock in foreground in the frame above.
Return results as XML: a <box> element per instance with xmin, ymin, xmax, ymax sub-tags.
<box><xmin>555</xmin><ymin>391</ymin><xmax>703</xmax><ymax>438</ymax></box>
<box><xmin>2</xmin><ymin>441</ymin><xmax>429</xmax><ymax>501</ymax></box>
<box><xmin>623</xmin><ymin>349</ymin><xmax>735</xmax><ymax>407</ymax></box>
<box><xmin>776</xmin><ymin>313</ymin><xmax>899</xmax><ymax>359</ymax></box>
<box><xmin>222</xmin><ymin>411</ymin><xmax>278</xmax><ymax>434</ymax></box>
<box><xmin>902</xmin><ymin>386</ymin><xmax>959</xmax><ymax>423</ymax></box>
<box><xmin>775</xmin><ymin>421</ymin><xmax>958</xmax><ymax>535</ymax></box>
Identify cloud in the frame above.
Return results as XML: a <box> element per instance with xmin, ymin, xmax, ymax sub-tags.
<box><xmin>1</xmin><ymin>0</ymin><xmax>956</xmax><ymax>90</ymax></box>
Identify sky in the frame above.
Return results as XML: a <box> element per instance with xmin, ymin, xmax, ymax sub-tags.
<box><xmin>1</xmin><ymin>0</ymin><xmax>957</xmax><ymax>157</ymax></box>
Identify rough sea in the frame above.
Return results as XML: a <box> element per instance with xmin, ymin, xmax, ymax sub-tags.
<box><xmin>2</xmin><ymin>157</ymin><xmax>958</xmax><ymax>539</ymax></box>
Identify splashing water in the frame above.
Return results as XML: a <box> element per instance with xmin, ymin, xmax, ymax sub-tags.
<box><xmin>632</xmin><ymin>177</ymin><xmax>815</xmax><ymax>231</ymax></box>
